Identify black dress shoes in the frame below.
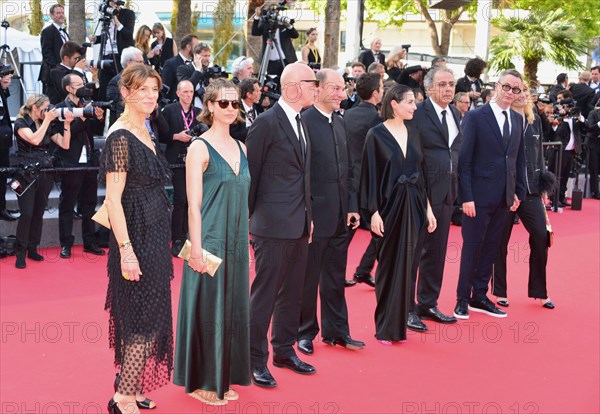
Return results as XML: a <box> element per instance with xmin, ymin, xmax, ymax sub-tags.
<box><xmin>83</xmin><ymin>244</ymin><xmax>106</xmax><ymax>255</ymax></box>
<box><xmin>272</xmin><ymin>355</ymin><xmax>316</xmax><ymax>375</ymax></box>
<box><xmin>73</xmin><ymin>210</ymin><xmax>83</xmax><ymax>220</ymax></box>
<box><xmin>252</xmin><ymin>366</ymin><xmax>277</xmax><ymax>388</ymax></box>
<box><xmin>27</xmin><ymin>249</ymin><xmax>44</xmax><ymax>261</ymax></box>
<box><xmin>353</xmin><ymin>272</ymin><xmax>375</xmax><ymax>287</ymax></box>
<box><xmin>417</xmin><ymin>307</ymin><xmax>457</xmax><ymax>324</ymax></box>
<box><xmin>171</xmin><ymin>239</ymin><xmax>184</xmax><ymax>257</ymax></box>
<box><xmin>497</xmin><ymin>299</ymin><xmax>510</xmax><ymax>307</ymax></box>
<box><xmin>60</xmin><ymin>246</ymin><xmax>72</xmax><ymax>259</ymax></box>
<box><xmin>297</xmin><ymin>339</ymin><xmax>314</xmax><ymax>355</ymax></box>
<box><xmin>407</xmin><ymin>312</ymin><xmax>428</xmax><ymax>332</ymax></box>
<box><xmin>344</xmin><ymin>279</ymin><xmax>357</xmax><ymax>287</ymax></box>
<box><xmin>542</xmin><ymin>300</ymin><xmax>555</xmax><ymax>309</ymax></box>
<box><xmin>469</xmin><ymin>297</ymin><xmax>507</xmax><ymax>318</ymax></box>
<box><xmin>559</xmin><ymin>198</ymin><xmax>571</xmax><ymax>207</ymax></box>
<box><xmin>322</xmin><ymin>335</ymin><xmax>365</xmax><ymax>350</ymax></box>
<box><xmin>454</xmin><ymin>299</ymin><xmax>469</xmax><ymax>320</ymax></box>
<box><xmin>0</xmin><ymin>208</ymin><xmax>18</xmax><ymax>221</ymax></box>
<box><xmin>15</xmin><ymin>255</ymin><xmax>26</xmax><ymax>269</ymax></box>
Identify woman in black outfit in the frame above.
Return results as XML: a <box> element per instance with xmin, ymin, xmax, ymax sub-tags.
<box><xmin>492</xmin><ymin>84</ymin><xmax>556</xmax><ymax>309</ymax></box>
<box><xmin>150</xmin><ymin>22</ymin><xmax>177</xmax><ymax>73</ymax></box>
<box><xmin>359</xmin><ymin>84</ymin><xmax>437</xmax><ymax>345</ymax></box>
<box><xmin>301</xmin><ymin>28</ymin><xmax>321</xmax><ymax>70</ymax></box>
<box><xmin>13</xmin><ymin>94</ymin><xmax>73</xmax><ymax>269</ymax></box>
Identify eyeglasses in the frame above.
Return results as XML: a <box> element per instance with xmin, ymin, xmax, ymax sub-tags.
<box><xmin>213</xmin><ymin>99</ymin><xmax>241</xmax><ymax>110</ymax></box>
<box><xmin>300</xmin><ymin>79</ymin><xmax>320</xmax><ymax>87</ymax></box>
<box><xmin>499</xmin><ymin>83</ymin><xmax>522</xmax><ymax>94</ymax></box>
<box><xmin>436</xmin><ymin>81</ymin><xmax>455</xmax><ymax>88</ymax></box>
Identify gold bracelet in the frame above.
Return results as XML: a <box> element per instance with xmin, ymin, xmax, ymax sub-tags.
<box><xmin>118</xmin><ymin>240</ymin><xmax>132</xmax><ymax>249</ymax></box>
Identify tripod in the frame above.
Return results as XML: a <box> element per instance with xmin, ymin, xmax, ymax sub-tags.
<box><xmin>0</xmin><ymin>21</ymin><xmax>28</xmax><ymax>99</ymax></box>
<box><xmin>257</xmin><ymin>23</ymin><xmax>286</xmax><ymax>88</ymax></box>
<box><xmin>92</xmin><ymin>16</ymin><xmax>120</xmax><ymax>79</ymax></box>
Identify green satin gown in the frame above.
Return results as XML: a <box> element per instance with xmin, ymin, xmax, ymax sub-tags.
<box><xmin>174</xmin><ymin>138</ymin><xmax>251</xmax><ymax>399</ymax></box>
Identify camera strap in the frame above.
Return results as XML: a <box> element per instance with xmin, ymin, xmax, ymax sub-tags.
<box><xmin>181</xmin><ymin>108</ymin><xmax>194</xmax><ymax>130</ymax></box>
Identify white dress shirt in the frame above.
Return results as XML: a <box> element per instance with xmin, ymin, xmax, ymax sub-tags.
<box><xmin>430</xmin><ymin>99</ymin><xmax>459</xmax><ymax>147</ymax></box>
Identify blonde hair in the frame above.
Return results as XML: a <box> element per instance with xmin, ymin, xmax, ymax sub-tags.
<box><xmin>18</xmin><ymin>94</ymin><xmax>48</xmax><ymax>119</ymax></box>
<box><xmin>152</xmin><ymin>22</ymin><xmax>165</xmax><ymax>41</ymax></box>
<box><xmin>135</xmin><ymin>25</ymin><xmax>152</xmax><ymax>54</ymax></box>
<box><xmin>518</xmin><ymin>80</ymin><xmax>535</xmax><ymax>125</ymax></box>
<box><xmin>197</xmin><ymin>79</ymin><xmax>243</xmax><ymax>125</ymax></box>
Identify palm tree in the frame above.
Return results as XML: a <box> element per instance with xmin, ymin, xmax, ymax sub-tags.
<box><xmin>488</xmin><ymin>9</ymin><xmax>589</xmax><ymax>83</ymax></box>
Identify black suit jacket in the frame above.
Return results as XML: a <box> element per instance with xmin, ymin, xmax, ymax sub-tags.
<box><xmin>407</xmin><ymin>99</ymin><xmax>462</xmax><ymax>205</ymax></box>
<box><xmin>343</xmin><ymin>102</ymin><xmax>383</xmax><ymax>200</ymax></box>
<box><xmin>570</xmin><ymin>83</ymin><xmax>596</xmax><ymax>118</ymax></box>
<box><xmin>53</xmin><ymin>99</ymin><xmax>97</xmax><ymax>166</ymax></box>
<box><xmin>246</xmin><ymin>102</ymin><xmax>312</xmax><ymax>239</ymax></box>
<box><xmin>455</xmin><ymin>76</ymin><xmax>483</xmax><ymax>106</ymax></box>
<box><xmin>303</xmin><ymin>107</ymin><xmax>356</xmax><ymax>238</ymax></box>
<box><xmin>160</xmin><ymin>102</ymin><xmax>203</xmax><ymax>164</ymax></box>
<box><xmin>47</xmin><ymin>64</ymin><xmax>73</xmax><ymax>104</ymax></box>
<box><xmin>251</xmin><ymin>19</ymin><xmax>298</xmax><ymax>64</ymax></box>
<box><xmin>357</xmin><ymin>49</ymin><xmax>385</xmax><ymax>69</ymax></box>
<box><xmin>554</xmin><ymin>117</ymin><xmax>585</xmax><ymax>155</ymax></box>
<box><xmin>162</xmin><ymin>55</ymin><xmax>186</xmax><ymax>101</ymax></box>
<box><xmin>0</xmin><ymin>87</ymin><xmax>13</xmax><ymax>149</ymax></box>
<box><xmin>176</xmin><ymin>64</ymin><xmax>207</xmax><ymax>100</ymax></box>
<box><xmin>458</xmin><ymin>103</ymin><xmax>526</xmax><ymax>207</ymax></box>
<box><xmin>39</xmin><ymin>24</ymin><xmax>66</xmax><ymax>83</ymax></box>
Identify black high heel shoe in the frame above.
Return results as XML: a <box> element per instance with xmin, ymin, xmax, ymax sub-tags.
<box><xmin>108</xmin><ymin>398</ymin><xmax>122</xmax><ymax>414</ymax></box>
<box><xmin>114</xmin><ymin>373</ymin><xmax>157</xmax><ymax>410</ymax></box>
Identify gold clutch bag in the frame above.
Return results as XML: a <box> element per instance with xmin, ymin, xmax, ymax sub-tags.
<box><xmin>92</xmin><ymin>202</ymin><xmax>111</xmax><ymax>229</ymax></box>
<box><xmin>177</xmin><ymin>240</ymin><xmax>222</xmax><ymax>277</ymax></box>
<box><xmin>544</xmin><ymin>208</ymin><xmax>554</xmax><ymax>248</ymax></box>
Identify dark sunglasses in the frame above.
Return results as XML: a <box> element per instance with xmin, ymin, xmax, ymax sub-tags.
<box><xmin>300</xmin><ymin>79</ymin><xmax>320</xmax><ymax>87</ymax></box>
<box><xmin>213</xmin><ymin>99</ymin><xmax>241</xmax><ymax>110</ymax></box>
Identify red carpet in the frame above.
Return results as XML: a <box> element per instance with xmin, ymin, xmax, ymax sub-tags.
<box><xmin>1</xmin><ymin>200</ymin><xmax>599</xmax><ymax>413</ymax></box>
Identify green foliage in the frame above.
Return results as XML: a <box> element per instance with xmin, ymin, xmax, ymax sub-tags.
<box><xmin>171</xmin><ymin>0</ymin><xmax>178</xmax><ymax>34</ymax></box>
<box><xmin>213</xmin><ymin>0</ymin><xmax>236</xmax><ymax>67</ymax></box>
<box><xmin>28</xmin><ymin>0</ymin><xmax>44</xmax><ymax>36</ymax></box>
<box><xmin>191</xmin><ymin>3</ymin><xmax>200</xmax><ymax>34</ymax></box>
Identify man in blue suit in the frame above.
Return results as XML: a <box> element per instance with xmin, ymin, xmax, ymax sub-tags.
<box><xmin>454</xmin><ymin>69</ymin><xmax>527</xmax><ymax>319</ymax></box>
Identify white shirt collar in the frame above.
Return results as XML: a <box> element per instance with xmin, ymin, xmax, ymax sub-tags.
<box><xmin>52</xmin><ymin>22</ymin><xmax>65</xmax><ymax>31</ymax></box>
<box><xmin>489</xmin><ymin>101</ymin><xmax>512</xmax><ymax>132</ymax></box>
<box><xmin>314</xmin><ymin>105</ymin><xmax>332</xmax><ymax>123</ymax></box>
<box><xmin>429</xmin><ymin>98</ymin><xmax>448</xmax><ymax>117</ymax></box>
<box><xmin>179</xmin><ymin>53</ymin><xmax>190</xmax><ymax>62</ymax></box>
<box><xmin>242</xmin><ymin>100</ymin><xmax>253</xmax><ymax>112</ymax></box>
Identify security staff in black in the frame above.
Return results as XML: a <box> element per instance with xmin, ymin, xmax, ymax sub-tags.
<box><xmin>54</xmin><ymin>73</ymin><xmax>106</xmax><ymax>259</ymax></box>
<box><xmin>0</xmin><ymin>65</ymin><xmax>17</xmax><ymax>221</ymax></box>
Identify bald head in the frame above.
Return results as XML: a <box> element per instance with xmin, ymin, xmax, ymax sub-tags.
<box><xmin>281</xmin><ymin>63</ymin><xmax>317</xmax><ymax>111</ymax></box>
<box><xmin>177</xmin><ymin>80</ymin><xmax>193</xmax><ymax>91</ymax></box>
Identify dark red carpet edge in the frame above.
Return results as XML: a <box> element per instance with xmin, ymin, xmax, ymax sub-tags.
<box><xmin>1</xmin><ymin>200</ymin><xmax>598</xmax><ymax>414</ymax></box>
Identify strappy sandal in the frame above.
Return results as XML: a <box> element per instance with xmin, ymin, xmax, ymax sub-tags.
<box><xmin>188</xmin><ymin>389</ymin><xmax>228</xmax><ymax>406</ymax></box>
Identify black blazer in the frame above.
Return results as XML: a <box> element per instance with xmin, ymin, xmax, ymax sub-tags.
<box><xmin>343</xmin><ymin>102</ymin><xmax>383</xmax><ymax>200</ymax></box>
<box><xmin>357</xmin><ymin>49</ymin><xmax>385</xmax><ymax>69</ymax></box>
<box><xmin>406</xmin><ymin>98</ymin><xmax>462</xmax><ymax>205</ymax></box>
<box><xmin>570</xmin><ymin>83</ymin><xmax>596</xmax><ymax>118</ymax></box>
<box><xmin>47</xmin><ymin>64</ymin><xmax>73</xmax><ymax>104</ymax></box>
<box><xmin>458</xmin><ymin>103</ymin><xmax>526</xmax><ymax>207</ymax></box>
<box><xmin>160</xmin><ymin>102</ymin><xmax>203</xmax><ymax>164</ymax></box>
<box><xmin>106</xmin><ymin>73</ymin><xmax>122</xmax><ymax>126</ymax></box>
<box><xmin>176</xmin><ymin>64</ymin><xmax>207</xmax><ymax>91</ymax></box>
<box><xmin>39</xmin><ymin>24</ymin><xmax>66</xmax><ymax>83</ymax></box>
<box><xmin>251</xmin><ymin>19</ymin><xmax>298</xmax><ymax>64</ymax></box>
<box><xmin>553</xmin><ymin>117</ymin><xmax>585</xmax><ymax>155</ymax></box>
<box><xmin>150</xmin><ymin>37</ymin><xmax>175</xmax><ymax>72</ymax></box>
<box><xmin>522</xmin><ymin>115</ymin><xmax>546</xmax><ymax>196</ymax></box>
<box><xmin>162</xmin><ymin>55</ymin><xmax>185</xmax><ymax>101</ymax></box>
<box><xmin>455</xmin><ymin>75</ymin><xmax>483</xmax><ymax>106</ymax></box>
<box><xmin>53</xmin><ymin>99</ymin><xmax>97</xmax><ymax>166</ymax></box>
<box><xmin>246</xmin><ymin>102</ymin><xmax>312</xmax><ymax>239</ymax></box>
<box><xmin>586</xmin><ymin>108</ymin><xmax>600</xmax><ymax>149</ymax></box>
<box><xmin>303</xmin><ymin>107</ymin><xmax>356</xmax><ymax>238</ymax></box>
<box><xmin>0</xmin><ymin>86</ymin><xmax>13</xmax><ymax>149</ymax></box>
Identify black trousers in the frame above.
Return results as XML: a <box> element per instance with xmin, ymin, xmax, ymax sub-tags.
<box><xmin>15</xmin><ymin>175</ymin><xmax>53</xmax><ymax>256</ymax></box>
<box><xmin>0</xmin><ymin>148</ymin><xmax>8</xmax><ymax>211</ymax></box>
<box><xmin>58</xmin><ymin>170</ymin><xmax>98</xmax><ymax>247</ymax></box>
<box><xmin>345</xmin><ymin>227</ymin><xmax>378</xmax><ymax>276</ymax></box>
<box><xmin>171</xmin><ymin>166</ymin><xmax>188</xmax><ymax>243</ymax></box>
<box><xmin>249</xmin><ymin>234</ymin><xmax>308</xmax><ymax>368</ymax></box>
<box><xmin>588</xmin><ymin>145</ymin><xmax>600</xmax><ymax>195</ymax></box>
<box><xmin>492</xmin><ymin>195</ymin><xmax>549</xmax><ymax>299</ymax></box>
<box><xmin>457</xmin><ymin>204</ymin><xmax>509</xmax><ymax>302</ymax></box>
<box><xmin>549</xmin><ymin>149</ymin><xmax>575</xmax><ymax>201</ymax></box>
<box><xmin>415</xmin><ymin>201</ymin><xmax>454</xmax><ymax>311</ymax></box>
<box><xmin>299</xmin><ymin>222</ymin><xmax>351</xmax><ymax>341</ymax></box>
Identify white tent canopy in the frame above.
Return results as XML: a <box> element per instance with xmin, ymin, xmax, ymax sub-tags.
<box><xmin>5</xmin><ymin>27</ymin><xmax>43</xmax><ymax>97</ymax></box>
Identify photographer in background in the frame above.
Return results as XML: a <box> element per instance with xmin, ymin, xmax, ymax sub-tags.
<box><xmin>570</xmin><ymin>71</ymin><xmax>597</xmax><ymax>118</ymax></box>
<box><xmin>38</xmin><ymin>3</ymin><xmax>69</xmax><ymax>94</ymax></box>
<box><xmin>548</xmin><ymin>90</ymin><xmax>586</xmax><ymax>207</ymax></box>
<box><xmin>13</xmin><ymin>94</ymin><xmax>74</xmax><ymax>269</ymax></box>
<box><xmin>455</xmin><ymin>57</ymin><xmax>487</xmax><ymax>110</ymax></box>
<box><xmin>231</xmin><ymin>56</ymin><xmax>255</xmax><ymax>84</ymax></box>
<box><xmin>230</xmin><ymin>77</ymin><xmax>262</xmax><ymax>142</ymax></box>
<box><xmin>176</xmin><ymin>42</ymin><xmax>212</xmax><ymax>109</ymax></box>
<box><xmin>47</xmin><ymin>41</ymin><xmax>85</xmax><ymax>104</ymax></box>
<box><xmin>0</xmin><ymin>65</ymin><xmax>17</xmax><ymax>221</ymax></box>
<box><xmin>54</xmin><ymin>74</ymin><xmax>106</xmax><ymax>259</ymax></box>
<box><xmin>586</xmin><ymin>101</ymin><xmax>600</xmax><ymax>199</ymax></box>
<box><xmin>341</xmin><ymin>62</ymin><xmax>366</xmax><ymax>110</ymax></box>
<box><xmin>106</xmin><ymin>47</ymin><xmax>145</xmax><ymax>126</ymax></box>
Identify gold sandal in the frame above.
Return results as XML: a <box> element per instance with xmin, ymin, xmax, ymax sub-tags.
<box><xmin>188</xmin><ymin>389</ymin><xmax>228</xmax><ymax>406</ymax></box>
<box><xmin>224</xmin><ymin>388</ymin><xmax>239</xmax><ymax>401</ymax></box>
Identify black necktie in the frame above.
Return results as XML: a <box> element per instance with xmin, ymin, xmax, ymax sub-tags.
<box><xmin>502</xmin><ymin>110</ymin><xmax>510</xmax><ymax>147</ymax></box>
<box><xmin>441</xmin><ymin>109</ymin><xmax>449</xmax><ymax>142</ymax></box>
<box><xmin>296</xmin><ymin>114</ymin><xmax>306</xmax><ymax>161</ymax></box>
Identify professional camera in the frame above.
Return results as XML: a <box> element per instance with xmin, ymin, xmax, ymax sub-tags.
<box><xmin>47</xmin><ymin>100</ymin><xmax>113</xmax><ymax>121</ymax></box>
<box><xmin>89</xmin><ymin>59</ymin><xmax>115</xmax><ymax>71</ymax></box>
<box><xmin>99</xmin><ymin>0</ymin><xmax>124</xmax><ymax>17</ymax></box>
<box><xmin>202</xmin><ymin>65</ymin><xmax>229</xmax><ymax>86</ymax></box>
<box><xmin>261</xmin><ymin>79</ymin><xmax>280</xmax><ymax>102</ymax></box>
<box><xmin>342</xmin><ymin>73</ymin><xmax>356</xmax><ymax>84</ymax></box>
<box><xmin>8</xmin><ymin>157</ymin><xmax>55</xmax><ymax>196</ymax></box>
<box><xmin>185</xmin><ymin>123</ymin><xmax>209</xmax><ymax>138</ymax></box>
<box><xmin>261</xmin><ymin>0</ymin><xmax>295</xmax><ymax>31</ymax></box>
<box><xmin>553</xmin><ymin>98</ymin><xmax>581</xmax><ymax>121</ymax></box>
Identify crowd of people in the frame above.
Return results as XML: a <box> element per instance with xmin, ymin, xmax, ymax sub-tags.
<box><xmin>1</xmin><ymin>1</ymin><xmax>600</xmax><ymax>412</ymax></box>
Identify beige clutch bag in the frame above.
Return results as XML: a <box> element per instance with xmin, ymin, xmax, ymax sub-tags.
<box><xmin>92</xmin><ymin>202</ymin><xmax>111</xmax><ymax>229</ymax></box>
<box><xmin>177</xmin><ymin>240</ymin><xmax>222</xmax><ymax>277</ymax></box>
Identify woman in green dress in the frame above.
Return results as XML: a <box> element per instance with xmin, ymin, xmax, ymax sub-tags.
<box><xmin>174</xmin><ymin>79</ymin><xmax>251</xmax><ymax>406</ymax></box>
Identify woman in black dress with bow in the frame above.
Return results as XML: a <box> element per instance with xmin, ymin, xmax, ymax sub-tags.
<box><xmin>360</xmin><ymin>84</ymin><xmax>437</xmax><ymax>345</ymax></box>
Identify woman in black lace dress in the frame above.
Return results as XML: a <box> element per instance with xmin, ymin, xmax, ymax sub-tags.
<box><xmin>101</xmin><ymin>64</ymin><xmax>174</xmax><ymax>414</ymax></box>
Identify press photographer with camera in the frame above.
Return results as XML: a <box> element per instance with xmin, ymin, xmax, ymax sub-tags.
<box><xmin>54</xmin><ymin>74</ymin><xmax>106</xmax><ymax>259</ymax></box>
<box><xmin>548</xmin><ymin>90</ymin><xmax>587</xmax><ymax>207</ymax></box>
<box><xmin>0</xmin><ymin>65</ymin><xmax>16</xmax><ymax>221</ymax></box>
<box><xmin>176</xmin><ymin>43</ymin><xmax>214</xmax><ymax>109</ymax></box>
<box><xmin>229</xmin><ymin>77</ymin><xmax>263</xmax><ymax>142</ymax></box>
<box><xmin>12</xmin><ymin>94</ymin><xmax>74</xmax><ymax>269</ymax></box>
<box><xmin>47</xmin><ymin>41</ymin><xmax>85</xmax><ymax>104</ymax></box>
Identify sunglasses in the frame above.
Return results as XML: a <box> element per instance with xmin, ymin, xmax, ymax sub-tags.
<box><xmin>499</xmin><ymin>83</ymin><xmax>522</xmax><ymax>94</ymax></box>
<box><xmin>300</xmin><ymin>79</ymin><xmax>320</xmax><ymax>87</ymax></box>
<box><xmin>213</xmin><ymin>99</ymin><xmax>241</xmax><ymax>110</ymax></box>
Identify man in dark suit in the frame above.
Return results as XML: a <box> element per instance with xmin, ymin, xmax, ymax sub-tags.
<box><xmin>246</xmin><ymin>63</ymin><xmax>318</xmax><ymax>388</ymax></box>
<box><xmin>455</xmin><ymin>57</ymin><xmax>487</xmax><ymax>109</ymax></box>
<box><xmin>161</xmin><ymin>34</ymin><xmax>199</xmax><ymax>101</ymax></box>
<box><xmin>297</xmin><ymin>69</ymin><xmax>365</xmax><ymax>356</ymax></box>
<box><xmin>230</xmin><ymin>77</ymin><xmax>262</xmax><ymax>142</ymax></box>
<box><xmin>570</xmin><ymin>71</ymin><xmax>596</xmax><ymax>118</ymax></box>
<box><xmin>176</xmin><ymin>42</ymin><xmax>211</xmax><ymax>108</ymax></box>
<box><xmin>47</xmin><ymin>41</ymin><xmax>85</xmax><ymax>104</ymax></box>
<box><xmin>106</xmin><ymin>47</ymin><xmax>145</xmax><ymax>126</ymax></box>
<box><xmin>586</xmin><ymin>103</ymin><xmax>600</xmax><ymax>199</ymax></box>
<box><xmin>160</xmin><ymin>80</ymin><xmax>204</xmax><ymax>257</ymax></box>
<box><xmin>0</xmin><ymin>66</ymin><xmax>17</xmax><ymax>221</ymax></box>
<box><xmin>39</xmin><ymin>3</ymin><xmax>69</xmax><ymax>93</ymax></box>
<box><xmin>343</xmin><ymin>73</ymin><xmax>384</xmax><ymax>288</ymax></box>
<box><xmin>357</xmin><ymin>38</ymin><xmax>386</xmax><ymax>69</ymax></box>
<box><xmin>455</xmin><ymin>69</ymin><xmax>526</xmax><ymax>320</ymax></box>
<box><xmin>251</xmin><ymin>6</ymin><xmax>299</xmax><ymax>86</ymax></box>
<box><xmin>548</xmin><ymin>73</ymin><xmax>568</xmax><ymax>103</ymax></box>
<box><xmin>406</xmin><ymin>67</ymin><xmax>462</xmax><ymax>330</ymax></box>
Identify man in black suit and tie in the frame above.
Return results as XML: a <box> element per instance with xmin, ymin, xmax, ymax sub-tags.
<box><xmin>297</xmin><ymin>69</ymin><xmax>365</xmax><ymax>356</ymax></box>
<box><xmin>161</xmin><ymin>35</ymin><xmax>199</xmax><ymax>101</ymax></box>
<box><xmin>455</xmin><ymin>69</ymin><xmax>527</xmax><ymax>320</ymax></box>
<box><xmin>455</xmin><ymin>57</ymin><xmax>487</xmax><ymax>110</ymax></box>
<box><xmin>159</xmin><ymin>80</ymin><xmax>204</xmax><ymax>257</ymax></box>
<box><xmin>357</xmin><ymin>38</ymin><xmax>386</xmax><ymax>69</ymax></box>
<box><xmin>570</xmin><ymin>71</ymin><xmax>597</xmax><ymax>118</ymax></box>
<box><xmin>246</xmin><ymin>62</ymin><xmax>318</xmax><ymax>388</ymax></box>
<box><xmin>176</xmin><ymin>43</ymin><xmax>211</xmax><ymax>108</ymax></box>
<box><xmin>39</xmin><ymin>3</ymin><xmax>69</xmax><ymax>93</ymax></box>
<box><xmin>406</xmin><ymin>67</ymin><xmax>462</xmax><ymax>330</ymax></box>
<box><xmin>229</xmin><ymin>77</ymin><xmax>262</xmax><ymax>142</ymax></box>
<box><xmin>47</xmin><ymin>41</ymin><xmax>85</xmax><ymax>104</ymax></box>
<box><xmin>251</xmin><ymin>6</ymin><xmax>299</xmax><ymax>87</ymax></box>
<box><xmin>343</xmin><ymin>73</ymin><xmax>384</xmax><ymax>288</ymax></box>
